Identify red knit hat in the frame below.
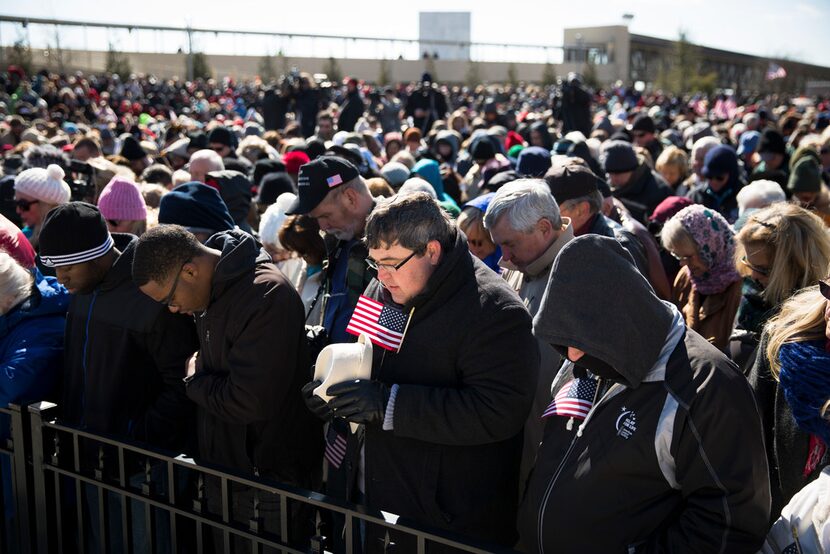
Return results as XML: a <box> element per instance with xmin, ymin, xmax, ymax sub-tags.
<box><xmin>283</xmin><ymin>151</ymin><xmax>311</xmax><ymax>175</ymax></box>
<box><xmin>505</xmin><ymin>131</ymin><xmax>525</xmax><ymax>151</ymax></box>
<box><xmin>97</xmin><ymin>177</ymin><xmax>148</xmax><ymax>221</ymax></box>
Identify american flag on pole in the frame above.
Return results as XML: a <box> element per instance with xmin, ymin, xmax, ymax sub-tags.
<box><xmin>766</xmin><ymin>63</ymin><xmax>787</xmax><ymax>81</ymax></box>
<box><xmin>324</xmin><ymin>425</ymin><xmax>348</xmax><ymax>469</ymax></box>
<box><xmin>346</xmin><ymin>295</ymin><xmax>410</xmax><ymax>352</ymax></box>
<box><xmin>542</xmin><ymin>377</ymin><xmax>598</xmax><ymax>420</ymax></box>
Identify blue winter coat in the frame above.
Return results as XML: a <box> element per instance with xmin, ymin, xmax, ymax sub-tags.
<box><xmin>0</xmin><ymin>270</ymin><xmax>67</xmax><ymax>528</ymax></box>
<box><xmin>0</xmin><ymin>270</ymin><xmax>68</xmax><ymax>407</ymax></box>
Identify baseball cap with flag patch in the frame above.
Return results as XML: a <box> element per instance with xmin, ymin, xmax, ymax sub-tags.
<box><xmin>286</xmin><ymin>155</ymin><xmax>359</xmax><ymax>215</ymax></box>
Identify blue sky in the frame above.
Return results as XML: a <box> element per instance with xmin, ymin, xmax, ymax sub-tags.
<box><xmin>1</xmin><ymin>0</ymin><xmax>828</xmax><ymax>67</ymax></box>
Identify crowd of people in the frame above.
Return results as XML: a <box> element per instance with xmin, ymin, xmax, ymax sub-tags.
<box><xmin>3</xmin><ymin>62</ymin><xmax>830</xmax><ymax>553</ymax></box>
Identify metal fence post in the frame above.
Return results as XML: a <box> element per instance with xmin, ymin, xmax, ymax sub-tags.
<box><xmin>9</xmin><ymin>404</ymin><xmax>32</xmax><ymax>554</ymax></box>
<box><xmin>28</xmin><ymin>401</ymin><xmax>58</xmax><ymax>554</ymax></box>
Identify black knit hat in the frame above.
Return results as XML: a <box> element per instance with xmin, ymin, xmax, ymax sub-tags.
<box><xmin>158</xmin><ymin>182</ymin><xmax>235</xmax><ymax>234</ymax></box>
<box><xmin>256</xmin><ymin>172</ymin><xmax>295</xmax><ymax>205</ymax></box>
<box><xmin>759</xmin><ymin>129</ymin><xmax>786</xmax><ymax>155</ymax></box>
<box><xmin>119</xmin><ymin>135</ymin><xmax>146</xmax><ymax>162</ymax></box>
<box><xmin>631</xmin><ymin>114</ymin><xmax>656</xmax><ymax>134</ymax></box>
<box><xmin>208</xmin><ymin>126</ymin><xmax>235</xmax><ymax>148</ymax></box>
<box><xmin>253</xmin><ymin>159</ymin><xmax>287</xmax><ymax>188</ymax></box>
<box><xmin>601</xmin><ymin>140</ymin><xmax>639</xmax><ymax>173</ymax></box>
<box><xmin>39</xmin><ymin>202</ymin><xmax>114</xmax><ymax>267</ymax></box>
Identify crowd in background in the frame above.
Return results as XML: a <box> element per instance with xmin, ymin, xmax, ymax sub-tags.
<box><xmin>3</xmin><ymin>63</ymin><xmax>830</xmax><ymax>553</ymax></box>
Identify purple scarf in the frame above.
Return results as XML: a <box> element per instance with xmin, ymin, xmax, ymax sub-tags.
<box><xmin>676</xmin><ymin>205</ymin><xmax>741</xmax><ymax>295</ymax></box>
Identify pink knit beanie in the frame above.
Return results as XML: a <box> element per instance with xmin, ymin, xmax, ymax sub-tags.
<box><xmin>97</xmin><ymin>177</ymin><xmax>147</xmax><ymax>221</ymax></box>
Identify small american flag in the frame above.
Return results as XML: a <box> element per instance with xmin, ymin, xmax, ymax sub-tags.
<box><xmin>766</xmin><ymin>63</ymin><xmax>787</xmax><ymax>81</ymax></box>
<box><xmin>326</xmin><ymin>174</ymin><xmax>343</xmax><ymax>187</ymax></box>
<box><xmin>542</xmin><ymin>377</ymin><xmax>598</xmax><ymax>420</ymax></box>
<box><xmin>346</xmin><ymin>295</ymin><xmax>410</xmax><ymax>352</ymax></box>
<box><xmin>325</xmin><ymin>425</ymin><xmax>348</xmax><ymax>469</ymax></box>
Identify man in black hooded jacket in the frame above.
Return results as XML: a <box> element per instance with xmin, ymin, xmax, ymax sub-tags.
<box><xmin>518</xmin><ymin>235</ymin><xmax>770</xmax><ymax>553</ymax></box>
<box><xmin>133</xmin><ymin>225</ymin><xmax>323</xmax><ymax>551</ymax></box>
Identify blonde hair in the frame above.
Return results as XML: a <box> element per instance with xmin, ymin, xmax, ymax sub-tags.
<box><xmin>735</xmin><ymin>203</ymin><xmax>830</xmax><ymax>306</ymax></box>
<box><xmin>655</xmin><ymin>146</ymin><xmax>689</xmax><ymax>182</ymax></box>
<box><xmin>0</xmin><ymin>252</ymin><xmax>33</xmax><ymax>315</ymax></box>
<box><xmin>765</xmin><ymin>285</ymin><xmax>827</xmax><ymax>378</ymax></box>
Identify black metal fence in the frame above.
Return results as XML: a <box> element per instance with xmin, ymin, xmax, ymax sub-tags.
<box><xmin>0</xmin><ymin>402</ymin><xmax>512</xmax><ymax>554</ymax></box>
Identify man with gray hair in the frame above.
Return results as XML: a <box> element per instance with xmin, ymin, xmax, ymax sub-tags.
<box><xmin>308</xmin><ymin>192</ymin><xmax>539</xmax><ymax>550</ymax></box>
<box><xmin>187</xmin><ymin>149</ymin><xmax>225</xmax><ymax>184</ymax></box>
<box><xmin>483</xmin><ymin>178</ymin><xmax>574</xmax><ymax>489</ymax></box>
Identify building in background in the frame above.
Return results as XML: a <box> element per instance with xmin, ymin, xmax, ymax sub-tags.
<box><xmin>418</xmin><ymin>12</ymin><xmax>470</xmax><ymax>61</ymax></box>
<box><xmin>560</xmin><ymin>25</ymin><xmax>830</xmax><ymax>94</ymax></box>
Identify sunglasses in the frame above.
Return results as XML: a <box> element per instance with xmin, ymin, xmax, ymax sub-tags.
<box><xmin>820</xmin><ymin>279</ymin><xmax>830</xmax><ymax>301</ymax></box>
<box><xmin>740</xmin><ymin>255</ymin><xmax>770</xmax><ymax>277</ymax></box>
<box><xmin>15</xmin><ymin>199</ymin><xmax>39</xmax><ymax>211</ymax></box>
<box><xmin>107</xmin><ymin>219</ymin><xmax>121</xmax><ymax>227</ymax></box>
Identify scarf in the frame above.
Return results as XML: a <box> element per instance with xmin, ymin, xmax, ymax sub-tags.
<box><xmin>675</xmin><ymin>205</ymin><xmax>741</xmax><ymax>295</ymax></box>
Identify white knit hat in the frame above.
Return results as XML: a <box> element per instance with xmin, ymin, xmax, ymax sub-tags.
<box><xmin>14</xmin><ymin>164</ymin><xmax>71</xmax><ymax>205</ymax></box>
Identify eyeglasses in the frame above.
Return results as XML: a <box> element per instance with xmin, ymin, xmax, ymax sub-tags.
<box><xmin>820</xmin><ymin>279</ymin><xmax>830</xmax><ymax>301</ymax></box>
<box><xmin>15</xmin><ymin>199</ymin><xmax>39</xmax><ymax>211</ymax></box>
<box><xmin>670</xmin><ymin>251</ymin><xmax>695</xmax><ymax>263</ymax></box>
<box><xmin>740</xmin><ymin>255</ymin><xmax>770</xmax><ymax>277</ymax></box>
<box><xmin>161</xmin><ymin>263</ymin><xmax>187</xmax><ymax>306</ymax></box>
<box><xmin>366</xmin><ymin>250</ymin><xmax>419</xmax><ymax>273</ymax></box>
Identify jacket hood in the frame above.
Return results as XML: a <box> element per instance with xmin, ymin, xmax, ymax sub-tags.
<box><xmin>532</xmin><ymin>234</ymin><xmax>673</xmax><ymax>388</ymax></box>
<box><xmin>0</xmin><ymin>270</ymin><xmax>69</xmax><ymax>338</ymax></box>
<box><xmin>412</xmin><ymin>158</ymin><xmax>446</xmax><ymax>197</ymax></box>
<box><xmin>99</xmin><ymin>233</ymin><xmax>139</xmax><ymax>293</ymax></box>
<box><xmin>530</xmin><ymin>121</ymin><xmax>554</xmax><ymax>151</ymax></box>
<box><xmin>206</xmin><ymin>229</ymin><xmax>269</xmax><ymax>297</ymax></box>
<box><xmin>205</xmin><ymin>170</ymin><xmax>254</xmax><ymax>230</ymax></box>
<box><xmin>434</xmin><ymin>130</ymin><xmax>460</xmax><ymax>162</ymax></box>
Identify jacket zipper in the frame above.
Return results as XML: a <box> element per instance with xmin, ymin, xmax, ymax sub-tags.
<box><xmin>79</xmin><ymin>291</ymin><xmax>98</xmax><ymax>426</ymax></box>
<box><xmin>537</xmin><ymin>379</ymin><xmax>626</xmax><ymax>554</ymax></box>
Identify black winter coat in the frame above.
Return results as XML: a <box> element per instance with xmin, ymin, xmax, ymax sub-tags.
<box><xmin>521</xmin><ymin>235</ymin><xmax>771</xmax><ymax>554</ymax></box>
<box><xmin>337</xmin><ymin>90</ymin><xmax>365</xmax><ymax>133</ymax></box>
<box><xmin>360</xmin><ymin>229</ymin><xmax>539</xmax><ymax>548</ymax></box>
<box><xmin>62</xmin><ymin>234</ymin><xmax>198</xmax><ymax>451</ymax></box>
<box><xmin>186</xmin><ymin>230</ymin><xmax>323</xmax><ymax>479</ymax></box>
<box><xmin>613</xmin><ymin>163</ymin><xmax>673</xmax><ymax>224</ymax></box>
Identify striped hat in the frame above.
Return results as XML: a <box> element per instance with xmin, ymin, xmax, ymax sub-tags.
<box><xmin>39</xmin><ymin>202</ymin><xmax>114</xmax><ymax>268</ymax></box>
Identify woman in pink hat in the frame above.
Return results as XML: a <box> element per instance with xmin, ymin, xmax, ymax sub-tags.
<box><xmin>97</xmin><ymin>176</ymin><xmax>148</xmax><ymax>236</ymax></box>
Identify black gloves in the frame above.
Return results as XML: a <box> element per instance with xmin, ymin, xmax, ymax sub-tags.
<box><xmin>327</xmin><ymin>379</ymin><xmax>391</xmax><ymax>426</ymax></box>
<box><xmin>301</xmin><ymin>380</ymin><xmax>333</xmax><ymax>421</ymax></box>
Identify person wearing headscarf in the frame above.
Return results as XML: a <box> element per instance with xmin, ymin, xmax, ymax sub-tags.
<box><xmin>661</xmin><ymin>205</ymin><xmax>743</xmax><ymax>350</ymax></box>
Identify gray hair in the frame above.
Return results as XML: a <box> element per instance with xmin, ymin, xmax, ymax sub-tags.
<box><xmin>483</xmin><ymin>178</ymin><xmax>562</xmax><ymax>232</ymax></box>
<box><xmin>660</xmin><ymin>216</ymin><xmax>697</xmax><ymax>253</ymax></box>
<box><xmin>189</xmin><ymin>149</ymin><xmax>225</xmax><ymax>172</ymax></box>
<box><xmin>397</xmin><ymin>178</ymin><xmax>438</xmax><ymax>199</ymax></box>
<box><xmin>0</xmin><ymin>253</ymin><xmax>33</xmax><ymax>315</ymax></box>
<box><xmin>736</xmin><ymin>179</ymin><xmax>786</xmax><ymax>216</ymax></box>
<box><xmin>560</xmin><ymin>190</ymin><xmax>604</xmax><ymax>216</ymax></box>
<box><xmin>365</xmin><ymin>192</ymin><xmax>454</xmax><ymax>252</ymax></box>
